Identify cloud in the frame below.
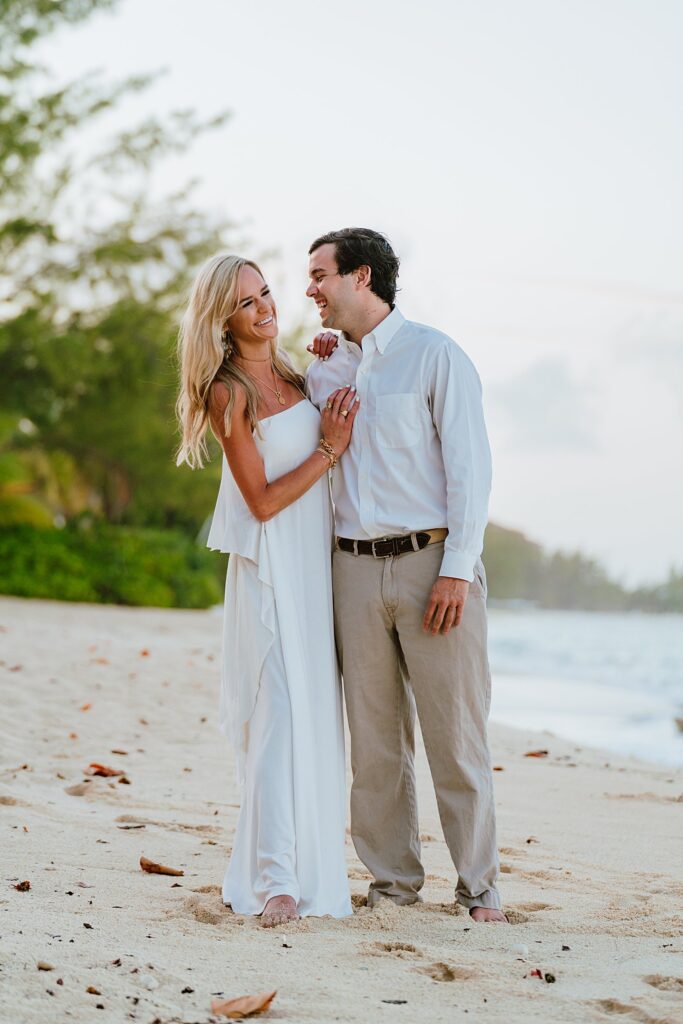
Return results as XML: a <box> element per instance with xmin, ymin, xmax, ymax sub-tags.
<box><xmin>491</xmin><ymin>357</ymin><xmax>597</xmax><ymax>451</ymax></box>
<box><xmin>618</xmin><ymin>311</ymin><xmax>683</xmax><ymax>414</ymax></box>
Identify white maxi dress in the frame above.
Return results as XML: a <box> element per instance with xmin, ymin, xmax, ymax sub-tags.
<box><xmin>206</xmin><ymin>399</ymin><xmax>351</xmax><ymax>919</ymax></box>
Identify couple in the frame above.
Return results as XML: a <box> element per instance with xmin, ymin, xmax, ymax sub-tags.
<box><xmin>176</xmin><ymin>228</ymin><xmax>506</xmax><ymax>928</ymax></box>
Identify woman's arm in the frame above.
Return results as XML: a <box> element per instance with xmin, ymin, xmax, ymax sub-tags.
<box><xmin>209</xmin><ymin>381</ymin><xmax>358</xmax><ymax>523</ymax></box>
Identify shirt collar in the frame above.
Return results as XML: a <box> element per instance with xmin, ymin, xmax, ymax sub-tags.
<box><xmin>364</xmin><ymin>306</ymin><xmax>405</xmax><ymax>354</ymax></box>
<box><xmin>340</xmin><ymin>306</ymin><xmax>405</xmax><ymax>355</ymax></box>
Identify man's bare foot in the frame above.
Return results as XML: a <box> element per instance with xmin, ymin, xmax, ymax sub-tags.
<box><xmin>260</xmin><ymin>895</ymin><xmax>299</xmax><ymax>928</ymax></box>
<box><xmin>469</xmin><ymin>906</ymin><xmax>508</xmax><ymax>923</ymax></box>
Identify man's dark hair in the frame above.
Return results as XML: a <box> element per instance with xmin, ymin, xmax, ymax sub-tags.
<box><xmin>308</xmin><ymin>227</ymin><xmax>400</xmax><ymax>306</ymax></box>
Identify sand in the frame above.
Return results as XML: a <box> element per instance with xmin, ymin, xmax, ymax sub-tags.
<box><xmin>1</xmin><ymin>595</ymin><xmax>682</xmax><ymax>1024</ymax></box>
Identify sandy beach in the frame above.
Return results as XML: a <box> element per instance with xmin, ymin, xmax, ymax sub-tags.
<box><xmin>1</xmin><ymin>595</ymin><xmax>682</xmax><ymax>1024</ymax></box>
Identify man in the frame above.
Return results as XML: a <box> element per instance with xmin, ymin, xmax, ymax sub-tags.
<box><xmin>305</xmin><ymin>228</ymin><xmax>506</xmax><ymax>922</ymax></box>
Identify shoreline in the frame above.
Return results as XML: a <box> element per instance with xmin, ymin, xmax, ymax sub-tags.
<box><xmin>1</xmin><ymin>596</ymin><xmax>682</xmax><ymax>1023</ymax></box>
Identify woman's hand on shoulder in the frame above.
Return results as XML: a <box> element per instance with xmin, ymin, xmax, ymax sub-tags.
<box><xmin>307</xmin><ymin>331</ymin><xmax>339</xmax><ymax>361</ymax></box>
<box><xmin>321</xmin><ymin>386</ymin><xmax>360</xmax><ymax>457</ymax></box>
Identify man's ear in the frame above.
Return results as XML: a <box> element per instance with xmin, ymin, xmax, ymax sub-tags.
<box><xmin>355</xmin><ymin>264</ymin><xmax>372</xmax><ymax>290</ymax></box>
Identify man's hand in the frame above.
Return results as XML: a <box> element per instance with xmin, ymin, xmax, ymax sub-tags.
<box><xmin>306</xmin><ymin>331</ymin><xmax>339</xmax><ymax>360</ymax></box>
<box><xmin>423</xmin><ymin>576</ymin><xmax>469</xmax><ymax>635</ymax></box>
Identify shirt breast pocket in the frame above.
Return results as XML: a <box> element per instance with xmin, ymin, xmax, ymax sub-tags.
<box><xmin>376</xmin><ymin>393</ymin><xmax>422</xmax><ymax>449</ymax></box>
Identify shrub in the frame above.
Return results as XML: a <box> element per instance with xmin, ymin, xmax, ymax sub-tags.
<box><xmin>0</xmin><ymin>525</ymin><xmax>226</xmax><ymax>609</ymax></box>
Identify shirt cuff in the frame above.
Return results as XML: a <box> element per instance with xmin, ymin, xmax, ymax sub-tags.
<box><xmin>439</xmin><ymin>550</ymin><xmax>476</xmax><ymax>581</ymax></box>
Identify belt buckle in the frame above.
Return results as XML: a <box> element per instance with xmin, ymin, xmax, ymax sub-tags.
<box><xmin>371</xmin><ymin>535</ymin><xmax>404</xmax><ymax>558</ymax></box>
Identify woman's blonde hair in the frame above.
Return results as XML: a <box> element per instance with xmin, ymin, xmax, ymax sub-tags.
<box><xmin>175</xmin><ymin>253</ymin><xmax>304</xmax><ymax>468</ymax></box>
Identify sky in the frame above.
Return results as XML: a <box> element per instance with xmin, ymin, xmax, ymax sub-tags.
<box><xmin>36</xmin><ymin>0</ymin><xmax>683</xmax><ymax>585</ymax></box>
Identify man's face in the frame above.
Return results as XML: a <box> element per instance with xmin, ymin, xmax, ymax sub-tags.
<box><xmin>306</xmin><ymin>243</ymin><xmax>358</xmax><ymax>330</ymax></box>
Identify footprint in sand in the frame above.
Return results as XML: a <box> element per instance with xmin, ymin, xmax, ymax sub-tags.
<box><xmin>498</xmin><ymin>846</ymin><xmax>524</xmax><ymax>857</ymax></box>
<box><xmin>183</xmin><ymin>894</ymin><xmax>223</xmax><ymax>926</ymax></box>
<box><xmin>505</xmin><ymin>902</ymin><xmax>558</xmax><ymax>925</ymax></box>
<box><xmin>370</xmin><ymin>941</ymin><xmax>422</xmax><ymax>959</ymax></box>
<box><xmin>604</xmin><ymin>792</ymin><xmax>683</xmax><ymax>805</ymax></box>
<box><xmin>592</xmin><ymin>997</ymin><xmax>677</xmax><ymax>1023</ymax></box>
<box><xmin>115</xmin><ymin>814</ymin><xmax>221</xmax><ymax>835</ymax></box>
<box><xmin>0</xmin><ymin>795</ymin><xmax>20</xmax><ymax>805</ymax></box>
<box><xmin>423</xmin><ymin>902</ymin><xmax>466</xmax><ymax>917</ymax></box>
<box><xmin>643</xmin><ymin>974</ymin><xmax>683</xmax><ymax>992</ymax></box>
<box><xmin>418</xmin><ymin>962</ymin><xmax>476</xmax><ymax>982</ymax></box>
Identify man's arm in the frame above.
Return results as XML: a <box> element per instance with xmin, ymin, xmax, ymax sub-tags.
<box><xmin>422</xmin><ymin>339</ymin><xmax>492</xmax><ymax>634</ymax></box>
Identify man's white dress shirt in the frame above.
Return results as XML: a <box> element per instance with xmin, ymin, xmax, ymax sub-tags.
<box><xmin>305</xmin><ymin>307</ymin><xmax>492</xmax><ymax>582</ymax></box>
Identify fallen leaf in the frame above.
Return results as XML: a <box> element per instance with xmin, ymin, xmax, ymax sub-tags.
<box><xmin>14</xmin><ymin>880</ymin><xmax>31</xmax><ymax>891</ymax></box>
<box><xmin>69</xmin><ymin>733</ymin><xmax>78</xmax><ymax>740</ymax></box>
<box><xmin>492</xmin><ymin>765</ymin><xmax>505</xmax><ymax>771</ymax></box>
<box><xmin>527</xmin><ymin>968</ymin><xmax>543</xmax><ymax>979</ymax></box>
<box><xmin>211</xmin><ymin>991</ymin><xmax>277</xmax><ymax>1019</ymax></box>
<box><xmin>139</xmin><ymin>649</ymin><xmax>150</xmax><ymax>657</ymax></box>
<box><xmin>84</xmin><ymin>763</ymin><xmax>125</xmax><ymax>778</ymax></box>
<box><xmin>111</xmin><ymin>958</ymin><xmax>122</xmax><ymax>966</ymax></box>
<box><xmin>140</xmin><ymin>856</ymin><xmax>184</xmax><ymax>877</ymax></box>
<box><xmin>524</xmin><ymin>749</ymin><xmax>549</xmax><ymax>758</ymax></box>
<box><xmin>80</xmin><ymin>702</ymin><xmax>92</xmax><ymax>712</ymax></box>
<box><xmin>139</xmin><ymin>717</ymin><xmax>149</xmax><ymax>726</ymax></box>
<box><xmin>181</xmin><ymin>986</ymin><xmax>194</xmax><ymax>994</ymax></box>
<box><xmin>36</xmin><ymin>961</ymin><xmax>53</xmax><ymax>971</ymax></box>
<box><xmin>117</xmin><ymin>776</ymin><xmax>131</xmax><ymax>785</ymax></box>
<box><xmin>111</xmin><ymin>749</ymin><xmax>128</xmax><ymax>756</ymax></box>
<box><xmin>83</xmin><ymin>923</ymin><xmax>93</xmax><ymax>929</ymax></box>
<box><xmin>86</xmin><ymin>986</ymin><xmax>101</xmax><ymax>995</ymax></box>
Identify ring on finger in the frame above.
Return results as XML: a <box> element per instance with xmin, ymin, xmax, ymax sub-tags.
<box><xmin>340</xmin><ymin>409</ymin><xmax>349</xmax><ymax>418</ymax></box>
<box><xmin>326</xmin><ymin>401</ymin><xmax>333</xmax><ymax>410</ymax></box>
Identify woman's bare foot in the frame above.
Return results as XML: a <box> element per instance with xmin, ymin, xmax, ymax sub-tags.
<box><xmin>260</xmin><ymin>895</ymin><xmax>299</xmax><ymax>928</ymax></box>
<box><xmin>470</xmin><ymin>907</ymin><xmax>508</xmax><ymax>923</ymax></box>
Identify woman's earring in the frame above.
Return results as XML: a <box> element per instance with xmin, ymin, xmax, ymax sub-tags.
<box><xmin>222</xmin><ymin>330</ymin><xmax>232</xmax><ymax>356</ymax></box>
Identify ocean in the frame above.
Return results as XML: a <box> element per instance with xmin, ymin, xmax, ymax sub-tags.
<box><xmin>488</xmin><ymin>608</ymin><xmax>683</xmax><ymax>767</ymax></box>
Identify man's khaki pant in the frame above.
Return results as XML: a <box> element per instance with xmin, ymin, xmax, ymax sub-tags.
<box><xmin>332</xmin><ymin>540</ymin><xmax>501</xmax><ymax>910</ymax></box>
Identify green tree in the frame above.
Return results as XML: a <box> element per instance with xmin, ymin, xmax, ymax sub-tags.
<box><xmin>0</xmin><ymin>0</ymin><xmax>231</xmax><ymax>531</ymax></box>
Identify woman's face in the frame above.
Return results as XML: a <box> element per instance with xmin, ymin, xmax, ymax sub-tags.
<box><xmin>226</xmin><ymin>265</ymin><xmax>278</xmax><ymax>348</ymax></box>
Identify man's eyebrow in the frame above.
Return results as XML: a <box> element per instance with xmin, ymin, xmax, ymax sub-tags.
<box><xmin>309</xmin><ymin>266</ymin><xmax>325</xmax><ymax>278</ymax></box>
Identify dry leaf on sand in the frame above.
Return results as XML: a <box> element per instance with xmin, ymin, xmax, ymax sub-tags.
<box><xmin>14</xmin><ymin>880</ymin><xmax>31</xmax><ymax>891</ymax></box>
<box><xmin>139</xmin><ymin>856</ymin><xmax>184</xmax><ymax>877</ymax></box>
<box><xmin>211</xmin><ymin>990</ymin><xmax>277</xmax><ymax>1019</ymax></box>
<box><xmin>84</xmin><ymin>763</ymin><xmax>125</xmax><ymax>777</ymax></box>
<box><xmin>524</xmin><ymin>749</ymin><xmax>549</xmax><ymax>758</ymax></box>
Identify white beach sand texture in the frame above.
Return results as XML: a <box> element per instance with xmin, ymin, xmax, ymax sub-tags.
<box><xmin>1</xmin><ymin>596</ymin><xmax>682</xmax><ymax>1024</ymax></box>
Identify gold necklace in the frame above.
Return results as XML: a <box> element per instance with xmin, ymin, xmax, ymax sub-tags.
<box><xmin>260</xmin><ymin>365</ymin><xmax>286</xmax><ymax>406</ymax></box>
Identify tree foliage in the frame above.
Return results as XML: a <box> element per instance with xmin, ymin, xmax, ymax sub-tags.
<box><xmin>0</xmin><ymin>0</ymin><xmax>230</xmax><ymax>531</ymax></box>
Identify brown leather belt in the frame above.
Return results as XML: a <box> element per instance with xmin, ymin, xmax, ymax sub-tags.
<box><xmin>335</xmin><ymin>528</ymin><xmax>448</xmax><ymax>558</ymax></box>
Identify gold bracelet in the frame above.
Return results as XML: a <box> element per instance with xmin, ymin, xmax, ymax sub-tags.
<box><xmin>316</xmin><ymin>438</ymin><xmax>338</xmax><ymax>469</ymax></box>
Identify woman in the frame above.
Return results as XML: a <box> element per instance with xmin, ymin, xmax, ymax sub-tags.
<box><xmin>176</xmin><ymin>254</ymin><xmax>357</xmax><ymax>927</ymax></box>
